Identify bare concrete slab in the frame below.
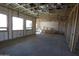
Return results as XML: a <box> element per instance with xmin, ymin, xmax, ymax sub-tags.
<box><xmin>0</xmin><ymin>34</ymin><xmax>76</xmax><ymax>56</ymax></box>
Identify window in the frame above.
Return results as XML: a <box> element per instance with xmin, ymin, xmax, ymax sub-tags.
<box><xmin>0</xmin><ymin>14</ymin><xmax>7</xmax><ymax>31</ymax></box>
<box><xmin>12</xmin><ymin>17</ymin><xmax>23</xmax><ymax>30</ymax></box>
<box><xmin>26</xmin><ymin>20</ymin><xmax>32</xmax><ymax>30</ymax></box>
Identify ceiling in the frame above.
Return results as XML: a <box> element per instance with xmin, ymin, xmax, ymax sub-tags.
<box><xmin>0</xmin><ymin>3</ymin><xmax>75</xmax><ymax>17</ymax></box>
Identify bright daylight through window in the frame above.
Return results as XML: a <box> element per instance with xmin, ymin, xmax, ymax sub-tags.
<box><xmin>0</xmin><ymin>14</ymin><xmax>7</xmax><ymax>31</ymax></box>
<box><xmin>12</xmin><ymin>17</ymin><xmax>23</xmax><ymax>30</ymax></box>
<box><xmin>26</xmin><ymin>20</ymin><xmax>32</xmax><ymax>30</ymax></box>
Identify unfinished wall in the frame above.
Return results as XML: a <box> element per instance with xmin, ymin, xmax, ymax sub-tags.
<box><xmin>71</xmin><ymin>5</ymin><xmax>79</xmax><ymax>52</ymax></box>
<box><xmin>0</xmin><ymin>6</ymin><xmax>36</xmax><ymax>41</ymax></box>
<box><xmin>65</xmin><ymin>4</ymin><xmax>79</xmax><ymax>51</ymax></box>
<box><xmin>36</xmin><ymin>8</ymin><xmax>70</xmax><ymax>34</ymax></box>
<box><xmin>36</xmin><ymin>14</ymin><xmax>59</xmax><ymax>32</ymax></box>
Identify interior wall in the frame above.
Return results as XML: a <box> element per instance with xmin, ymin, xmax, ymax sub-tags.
<box><xmin>71</xmin><ymin>5</ymin><xmax>79</xmax><ymax>52</ymax></box>
<box><xmin>0</xmin><ymin>6</ymin><xmax>36</xmax><ymax>41</ymax></box>
<box><xmin>58</xmin><ymin>16</ymin><xmax>67</xmax><ymax>34</ymax></box>
<box><xmin>41</xmin><ymin>21</ymin><xmax>58</xmax><ymax>30</ymax></box>
<box><xmin>36</xmin><ymin>11</ymin><xmax>69</xmax><ymax>35</ymax></box>
<box><xmin>36</xmin><ymin>14</ymin><xmax>59</xmax><ymax>33</ymax></box>
<box><xmin>0</xmin><ymin>32</ymin><xmax>8</xmax><ymax>41</ymax></box>
<box><xmin>65</xmin><ymin>4</ymin><xmax>79</xmax><ymax>51</ymax></box>
<box><xmin>74</xmin><ymin>11</ymin><xmax>79</xmax><ymax>51</ymax></box>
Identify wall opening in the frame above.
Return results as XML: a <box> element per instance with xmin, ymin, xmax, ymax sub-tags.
<box><xmin>12</xmin><ymin>17</ymin><xmax>23</xmax><ymax>30</ymax></box>
<box><xmin>26</xmin><ymin>20</ymin><xmax>32</xmax><ymax>30</ymax></box>
<box><xmin>0</xmin><ymin>14</ymin><xmax>7</xmax><ymax>31</ymax></box>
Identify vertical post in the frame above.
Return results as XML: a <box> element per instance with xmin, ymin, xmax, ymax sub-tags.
<box><xmin>7</xmin><ymin>7</ymin><xmax>9</xmax><ymax>40</ymax></box>
<box><xmin>70</xmin><ymin>4</ymin><xmax>78</xmax><ymax>51</ymax></box>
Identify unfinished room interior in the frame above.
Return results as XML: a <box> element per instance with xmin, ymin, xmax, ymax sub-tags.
<box><xmin>0</xmin><ymin>3</ymin><xmax>79</xmax><ymax>56</ymax></box>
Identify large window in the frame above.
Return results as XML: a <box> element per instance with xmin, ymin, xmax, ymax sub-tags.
<box><xmin>12</xmin><ymin>17</ymin><xmax>23</xmax><ymax>30</ymax></box>
<box><xmin>26</xmin><ymin>20</ymin><xmax>32</xmax><ymax>30</ymax></box>
<box><xmin>0</xmin><ymin>14</ymin><xmax>7</xmax><ymax>31</ymax></box>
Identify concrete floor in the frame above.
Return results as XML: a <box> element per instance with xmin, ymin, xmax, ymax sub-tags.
<box><xmin>0</xmin><ymin>34</ymin><xmax>76</xmax><ymax>56</ymax></box>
